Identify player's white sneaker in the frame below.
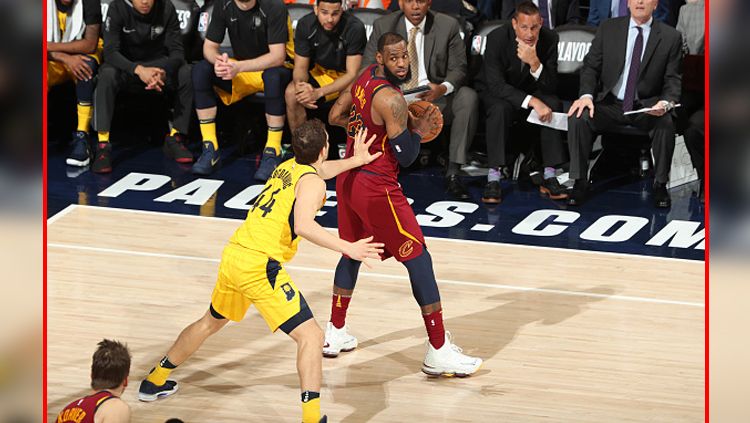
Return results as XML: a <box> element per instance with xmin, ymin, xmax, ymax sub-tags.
<box><xmin>323</xmin><ymin>322</ymin><xmax>358</xmax><ymax>358</ymax></box>
<box><xmin>422</xmin><ymin>332</ymin><xmax>482</xmax><ymax>377</ymax></box>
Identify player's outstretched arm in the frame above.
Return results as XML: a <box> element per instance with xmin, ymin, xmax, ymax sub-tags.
<box><xmin>95</xmin><ymin>397</ymin><xmax>131</xmax><ymax>423</ymax></box>
<box><xmin>316</xmin><ymin>127</ymin><xmax>381</xmax><ymax>180</ymax></box>
<box><xmin>293</xmin><ymin>175</ymin><xmax>384</xmax><ymax>266</ymax></box>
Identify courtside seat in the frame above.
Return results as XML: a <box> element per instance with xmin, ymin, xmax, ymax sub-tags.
<box><xmin>350</xmin><ymin>7</ymin><xmax>387</xmax><ymax>41</ymax></box>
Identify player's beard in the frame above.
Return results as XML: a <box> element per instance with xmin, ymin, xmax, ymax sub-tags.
<box><xmin>383</xmin><ymin>66</ymin><xmax>411</xmax><ymax>87</ymax></box>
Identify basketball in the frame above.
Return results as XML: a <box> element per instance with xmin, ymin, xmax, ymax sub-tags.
<box><xmin>408</xmin><ymin>100</ymin><xmax>443</xmax><ymax>143</ymax></box>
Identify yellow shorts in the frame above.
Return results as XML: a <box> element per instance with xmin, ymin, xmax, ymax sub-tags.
<box><xmin>48</xmin><ymin>61</ymin><xmax>73</xmax><ymax>87</ymax></box>
<box><xmin>47</xmin><ymin>48</ymin><xmax>102</xmax><ymax>87</ymax></box>
<box><xmin>309</xmin><ymin>64</ymin><xmax>346</xmax><ymax>103</ymax></box>
<box><xmin>215</xmin><ymin>60</ymin><xmax>295</xmax><ymax>106</ymax></box>
<box><xmin>210</xmin><ymin>243</ymin><xmax>310</xmax><ymax>332</ymax></box>
<box><xmin>215</xmin><ymin>69</ymin><xmax>265</xmax><ymax>106</ymax></box>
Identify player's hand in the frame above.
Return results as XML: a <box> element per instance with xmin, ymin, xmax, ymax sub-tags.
<box><xmin>136</xmin><ymin>66</ymin><xmax>166</xmax><ymax>92</ymax></box>
<box><xmin>214</xmin><ymin>53</ymin><xmax>230</xmax><ymax>77</ymax></box>
<box><xmin>408</xmin><ymin>102</ymin><xmax>440</xmax><ymax>137</ymax></box>
<box><xmin>568</xmin><ymin>96</ymin><xmax>595</xmax><ymax>119</ymax></box>
<box><xmin>516</xmin><ymin>38</ymin><xmax>540</xmax><ymax>69</ymax></box>
<box><xmin>345</xmin><ymin>236</ymin><xmax>385</xmax><ymax>269</ymax></box>
<box><xmin>64</xmin><ymin>54</ymin><xmax>94</xmax><ymax>81</ymax></box>
<box><xmin>295</xmin><ymin>82</ymin><xmax>318</xmax><ymax>109</ymax></box>
<box><xmin>529</xmin><ymin>97</ymin><xmax>553</xmax><ymax>123</ymax></box>
<box><xmin>416</xmin><ymin>83</ymin><xmax>447</xmax><ymax>102</ymax></box>
<box><xmin>646</xmin><ymin>100</ymin><xmax>670</xmax><ymax>117</ymax></box>
<box><xmin>216</xmin><ymin>59</ymin><xmax>240</xmax><ymax>81</ymax></box>
<box><xmin>352</xmin><ymin>126</ymin><xmax>382</xmax><ymax>165</ymax></box>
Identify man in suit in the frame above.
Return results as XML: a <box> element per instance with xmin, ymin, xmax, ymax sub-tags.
<box><xmin>588</xmin><ymin>0</ymin><xmax>682</xmax><ymax>27</ymax></box>
<box><xmin>361</xmin><ymin>0</ymin><xmax>479</xmax><ymax>200</ymax></box>
<box><xmin>567</xmin><ymin>0</ymin><xmax>682</xmax><ymax>208</ymax></box>
<box><xmin>476</xmin><ymin>1</ymin><xmax>568</xmax><ymax>204</ymax></box>
<box><xmin>501</xmin><ymin>0</ymin><xmax>582</xmax><ymax>27</ymax></box>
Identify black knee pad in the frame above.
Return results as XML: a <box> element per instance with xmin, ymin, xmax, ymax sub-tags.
<box><xmin>192</xmin><ymin>60</ymin><xmax>218</xmax><ymax>109</ymax></box>
<box><xmin>261</xmin><ymin>67</ymin><xmax>292</xmax><ymax>116</ymax></box>
<box><xmin>334</xmin><ymin>256</ymin><xmax>361</xmax><ymax>290</ymax></box>
<box><xmin>403</xmin><ymin>250</ymin><xmax>441</xmax><ymax>306</ymax></box>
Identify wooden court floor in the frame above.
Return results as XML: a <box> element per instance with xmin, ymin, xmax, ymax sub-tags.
<box><xmin>47</xmin><ymin>205</ymin><xmax>704</xmax><ymax>422</ymax></box>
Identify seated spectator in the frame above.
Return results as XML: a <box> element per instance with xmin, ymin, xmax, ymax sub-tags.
<box><xmin>47</xmin><ymin>0</ymin><xmax>102</xmax><ymax>168</ymax></box>
<box><xmin>191</xmin><ymin>0</ymin><xmax>293</xmax><ymax>180</ymax></box>
<box><xmin>567</xmin><ymin>0</ymin><xmax>682</xmax><ymax>207</ymax></box>
<box><xmin>676</xmin><ymin>0</ymin><xmax>703</xmax><ymax>56</ymax></box>
<box><xmin>285</xmin><ymin>0</ymin><xmax>366</xmax><ymax>133</ymax></box>
<box><xmin>676</xmin><ymin>0</ymin><xmax>704</xmax><ymax>202</ymax></box>
<box><xmin>501</xmin><ymin>0</ymin><xmax>581</xmax><ymax>28</ymax></box>
<box><xmin>360</xmin><ymin>0</ymin><xmax>480</xmax><ymax>200</ymax></box>
<box><xmin>55</xmin><ymin>339</ymin><xmax>131</xmax><ymax>423</ymax></box>
<box><xmin>475</xmin><ymin>1</ymin><xmax>568</xmax><ymax>204</ymax></box>
<box><xmin>94</xmin><ymin>0</ymin><xmax>194</xmax><ymax>174</ymax></box>
<box><xmin>683</xmin><ymin>108</ymin><xmax>704</xmax><ymax>202</ymax></box>
<box><xmin>588</xmin><ymin>0</ymin><xmax>681</xmax><ymax>27</ymax></box>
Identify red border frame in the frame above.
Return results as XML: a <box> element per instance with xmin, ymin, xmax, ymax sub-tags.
<box><xmin>43</xmin><ymin>0</ymin><xmax>49</xmax><ymax>416</ymax></box>
<box><xmin>703</xmin><ymin>0</ymin><xmax>710</xmax><ymax>421</ymax></box>
<box><xmin>39</xmin><ymin>1</ymin><xmax>712</xmax><ymax>421</ymax></box>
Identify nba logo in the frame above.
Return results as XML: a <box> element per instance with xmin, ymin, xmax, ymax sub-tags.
<box><xmin>281</xmin><ymin>283</ymin><xmax>295</xmax><ymax>301</ymax></box>
<box><xmin>198</xmin><ymin>12</ymin><xmax>209</xmax><ymax>32</ymax></box>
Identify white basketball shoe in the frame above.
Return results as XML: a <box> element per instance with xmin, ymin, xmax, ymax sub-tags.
<box><xmin>323</xmin><ymin>322</ymin><xmax>358</xmax><ymax>358</ymax></box>
<box><xmin>422</xmin><ymin>332</ymin><xmax>483</xmax><ymax>377</ymax></box>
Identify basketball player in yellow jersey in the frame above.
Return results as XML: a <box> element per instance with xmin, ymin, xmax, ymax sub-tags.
<box><xmin>138</xmin><ymin>119</ymin><xmax>384</xmax><ymax>423</ymax></box>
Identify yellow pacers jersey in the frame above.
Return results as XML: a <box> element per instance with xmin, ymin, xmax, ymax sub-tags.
<box><xmin>230</xmin><ymin>159</ymin><xmax>321</xmax><ymax>263</ymax></box>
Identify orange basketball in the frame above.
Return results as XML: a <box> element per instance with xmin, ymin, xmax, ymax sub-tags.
<box><xmin>408</xmin><ymin>100</ymin><xmax>444</xmax><ymax>143</ymax></box>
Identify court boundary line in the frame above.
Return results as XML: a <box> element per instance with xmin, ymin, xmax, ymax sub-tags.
<box><xmin>47</xmin><ymin>204</ymin><xmax>705</xmax><ymax>264</ymax></box>
<box><xmin>48</xmin><ymin>242</ymin><xmax>704</xmax><ymax>308</ymax></box>
<box><xmin>46</xmin><ymin>204</ymin><xmax>77</xmax><ymax>225</ymax></box>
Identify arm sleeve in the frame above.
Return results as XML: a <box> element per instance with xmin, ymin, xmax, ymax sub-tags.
<box><xmin>389</xmin><ymin>128</ymin><xmax>422</xmax><ymax>167</ymax></box>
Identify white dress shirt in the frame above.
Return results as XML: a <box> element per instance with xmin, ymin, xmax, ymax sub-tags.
<box><xmin>404</xmin><ymin>17</ymin><xmax>454</xmax><ymax>95</ymax></box>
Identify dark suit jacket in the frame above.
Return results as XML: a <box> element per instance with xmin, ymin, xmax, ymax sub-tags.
<box><xmin>587</xmin><ymin>0</ymin><xmax>679</xmax><ymax>27</ymax></box>
<box><xmin>501</xmin><ymin>0</ymin><xmax>581</xmax><ymax>27</ymax></box>
<box><xmin>580</xmin><ymin>16</ymin><xmax>682</xmax><ymax>107</ymax></box>
<box><xmin>474</xmin><ymin>24</ymin><xmax>559</xmax><ymax>108</ymax></box>
<box><xmin>362</xmin><ymin>11</ymin><xmax>468</xmax><ymax>89</ymax></box>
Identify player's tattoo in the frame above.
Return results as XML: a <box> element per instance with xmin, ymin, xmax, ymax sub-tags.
<box><xmin>387</xmin><ymin>93</ymin><xmax>408</xmax><ymax>132</ymax></box>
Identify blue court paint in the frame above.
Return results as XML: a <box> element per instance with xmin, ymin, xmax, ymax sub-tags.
<box><xmin>48</xmin><ymin>139</ymin><xmax>705</xmax><ymax>261</ymax></box>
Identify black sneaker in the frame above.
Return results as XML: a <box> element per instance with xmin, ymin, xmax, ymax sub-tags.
<box><xmin>254</xmin><ymin>147</ymin><xmax>282</xmax><ymax>182</ymax></box>
<box><xmin>163</xmin><ymin>134</ymin><xmax>193</xmax><ymax>164</ymax></box>
<box><xmin>540</xmin><ymin>177</ymin><xmax>569</xmax><ymax>200</ymax></box>
<box><xmin>653</xmin><ymin>182</ymin><xmax>671</xmax><ymax>209</ymax></box>
<box><xmin>192</xmin><ymin>141</ymin><xmax>221</xmax><ymax>175</ymax></box>
<box><xmin>138</xmin><ymin>378</ymin><xmax>179</xmax><ymax>402</ymax></box>
<box><xmin>92</xmin><ymin>143</ymin><xmax>112</xmax><ymax>174</ymax></box>
<box><xmin>528</xmin><ymin>171</ymin><xmax>544</xmax><ymax>186</ymax></box>
<box><xmin>319</xmin><ymin>416</ymin><xmax>327</xmax><ymax>423</ymax></box>
<box><xmin>66</xmin><ymin>131</ymin><xmax>90</xmax><ymax>167</ymax></box>
<box><xmin>567</xmin><ymin>179</ymin><xmax>589</xmax><ymax>206</ymax></box>
<box><xmin>482</xmin><ymin>181</ymin><xmax>502</xmax><ymax>204</ymax></box>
